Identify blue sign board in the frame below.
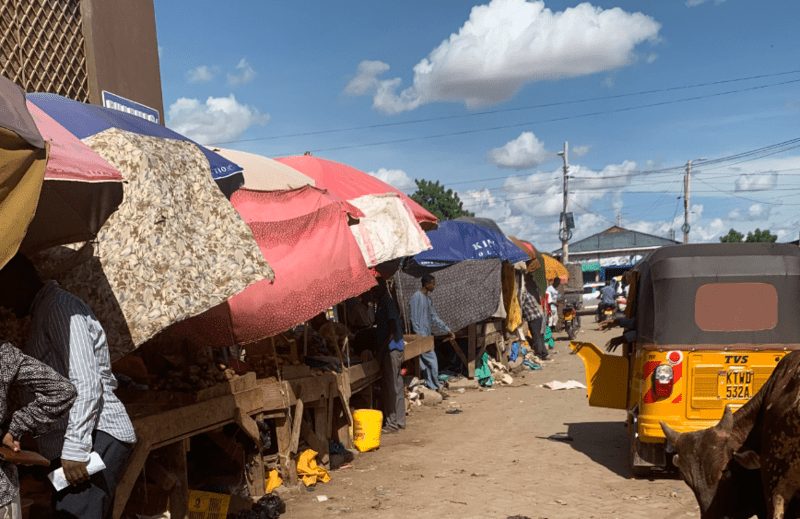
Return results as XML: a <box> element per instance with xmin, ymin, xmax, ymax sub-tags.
<box><xmin>101</xmin><ymin>91</ymin><xmax>159</xmax><ymax>124</ymax></box>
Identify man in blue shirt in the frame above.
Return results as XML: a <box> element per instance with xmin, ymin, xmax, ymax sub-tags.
<box><xmin>408</xmin><ymin>274</ymin><xmax>455</xmax><ymax>391</ymax></box>
<box><xmin>598</xmin><ymin>279</ymin><xmax>616</xmax><ymax>321</ymax></box>
<box><xmin>374</xmin><ymin>278</ymin><xmax>404</xmax><ymax>434</ymax></box>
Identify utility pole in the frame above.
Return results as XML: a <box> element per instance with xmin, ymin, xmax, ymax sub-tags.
<box><xmin>682</xmin><ymin>157</ymin><xmax>706</xmax><ymax>244</ymax></box>
<box><xmin>558</xmin><ymin>142</ymin><xmax>569</xmax><ymax>264</ymax></box>
<box><xmin>683</xmin><ymin>160</ymin><xmax>692</xmax><ymax>244</ymax></box>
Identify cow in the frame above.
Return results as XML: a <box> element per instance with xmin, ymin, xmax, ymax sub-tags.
<box><xmin>661</xmin><ymin>350</ymin><xmax>800</xmax><ymax>519</ymax></box>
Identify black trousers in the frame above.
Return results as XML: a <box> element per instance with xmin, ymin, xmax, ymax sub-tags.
<box><xmin>380</xmin><ymin>349</ymin><xmax>406</xmax><ymax>429</ymax></box>
<box><xmin>526</xmin><ymin>317</ymin><xmax>549</xmax><ymax>359</ymax></box>
<box><xmin>53</xmin><ymin>430</ymin><xmax>133</xmax><ymax>519</ymax></box>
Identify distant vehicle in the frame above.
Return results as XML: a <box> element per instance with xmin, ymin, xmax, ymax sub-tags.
<box><xmin>581</xmin><ymin>282</ymin><xmax>604</xmax><ymax>312</ymax></box>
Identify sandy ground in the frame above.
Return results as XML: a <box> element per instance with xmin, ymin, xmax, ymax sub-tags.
<box><xmin>282</xmin><ymin>323</ymin><xmax>702</xmax><ymax>519</ymax></box>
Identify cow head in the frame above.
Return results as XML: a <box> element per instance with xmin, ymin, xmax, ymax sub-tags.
<box><xmin>660</xmin><ymin>406</ymin><xmax>762</xmax><ymax>519</ymax></box>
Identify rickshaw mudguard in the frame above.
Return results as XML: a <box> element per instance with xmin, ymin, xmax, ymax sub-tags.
<box><xmin>569</xmin><ymin>341</ymin><xmax>628</xmax><ymax>409</ymax></box>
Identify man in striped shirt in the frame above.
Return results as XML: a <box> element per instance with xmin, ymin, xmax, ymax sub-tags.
<box><xmin>0</xmin><ymin>255</ymin><xmax>136</xmax><ymax>519</ymax></box>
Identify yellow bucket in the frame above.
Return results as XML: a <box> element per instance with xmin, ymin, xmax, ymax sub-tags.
<box><xmin>352</xmin><ymin>409</ymin><xmax>383</xmax><ymax>452</ymax></box>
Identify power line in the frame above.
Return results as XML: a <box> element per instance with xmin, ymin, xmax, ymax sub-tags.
<box><xmin>209</xmin><ymin>68</ymin><xmax>800</xmax><ymax>146</ymax></box>
<box><xmin>268</xmin><ymin>77</ymin><xmax>800</xmax><ymax>156</ymax></box>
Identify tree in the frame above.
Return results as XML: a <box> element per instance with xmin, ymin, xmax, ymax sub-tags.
<box><xmin>719</xmin><ymin>228</ymin><xmax>778</xmax><ymax>243</ymax></box>
<box><xmin>745</xmin><ymin>228</ymin><xmax>778</xmax><ymax>243</ymax></box>
<box><xmin>719</xmin><ymin>229</ymin><xmax>744</xmax><ymax>243</ymax></box>
<box><xmin>410</xmin><ymin>179</ymin><xmax>474</xmax><ymax>221</ymax></box>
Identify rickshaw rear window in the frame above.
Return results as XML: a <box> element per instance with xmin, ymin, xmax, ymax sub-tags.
<box><xmin>695</xmin><ymin>283</ymin><xmax>777</xmax><ymax>331</ymax></box>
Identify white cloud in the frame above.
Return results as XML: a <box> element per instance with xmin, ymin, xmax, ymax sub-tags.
<box><xmin>748</xmin><ymin>204</ymin><xmax>767</xmax><ymax>218</ymax></box>
<box><xmin>572</xmin><ymin>145</ymin><xmax>591</xmax><ymax>157</ymax></box>
<box><xmin>734</xmin><ymin>171</ymin><xmax>778</xmax><ymax>191</ymax></box>
<box><xmin>646</xmin><ymin>53</ymin><xmax>658</xmax><ymax>64</ymax></box>
<box><xmin>487</xmin><ymin>132</ymin><xmax>554</xmax><ymax>170</ymax></box>
<box><xmin>187</xmin><ymin>65</ymin><xmax>217</xmax><ymax>83</ymax></box>
<box><xmin>158</xmin><ymin>46</ymin><xmax>163</xmax><ymax>59</ymax></box>
<box><xmin>345</xmin><ymin>61</ymin><xmax>392</xmax><ymax>95</ymax></box>
<box><xmin>686</xmin><ymin>0</ymin><xmax>726</xmax><ymax>6</ymax></box>
<box><xmin>166</xmin><ymin>94</ymin><xmax>269</xmax><ymax>145</ymax></box>
<box><xmin>367</xmin><ymin>168</ymin><xmax>417</xmax><ymax>192</ymax></box>
<box><xmin>727</xmin><ymin>208</ymin><xmax>742</xmax><ymax>220</ymax></box>
<box><xmin>603</xmin><ymin>76</ymin><xmax>615</xmax><ymax>88</ymax></box>
<box><xmin>346</xmin><ymin>0</ymin><xmax>661</xmax><ymax>114</ymax></box>
<box><xmin>227</xmin><ymin>58</ymin><xmax>256</xmax><ymax>87</ymax></box>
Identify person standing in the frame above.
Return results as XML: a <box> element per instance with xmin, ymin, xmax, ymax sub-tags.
<box><xmin>0</xmin><ymin>255</ymin><xmax>136</xmax><ymax>519</ymax></box>
<box><xmin>408</xmin><ymin>274</ymin><xmax>455</xmax><ymax>392</ymax></box>
<box><xmin>545</xmin><ymin>277</ymin><xmax>561</xmax><ymax>328</ymax></box>
<box><xmin>519</xmin><ymin>288</ymin><xmax>549</xmax><ymax>362</ymax></box>
<box><xmin>0</xmin><ymin>340</ymin><xmax>76</xmax><ymax>519</ymax></box>
<box><xmin>373</xmin><ymin>278</ymin><xmax>405</xmax><ymax>434</ymax></box>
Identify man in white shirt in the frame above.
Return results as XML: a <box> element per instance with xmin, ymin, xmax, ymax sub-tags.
<box><xmin>545</xmin><ymin>278</ymin><xmax>561</xmax><ymax>328</ymax></box>
<box><xmin>0</xmin><ymin>255</ymin><xmax>136</xmax><ymax>519</ymax></box>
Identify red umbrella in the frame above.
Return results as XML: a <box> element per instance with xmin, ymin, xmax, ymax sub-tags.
<box><xmin>275</xmin><ymin>155</ymin><xmax>438</xmax><ymax>230</ymax></box>
<box><xmin>21</xmin><ymin>101</ymin><xmax>123</xmax><ymax>253</ymax></box>
<box><xmin>173</xmin><ymin>185</ymin><xmax>376</xmax><ymax>346</ymax></box>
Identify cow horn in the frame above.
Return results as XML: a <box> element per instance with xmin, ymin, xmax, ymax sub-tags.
<box><xmin>716</xmin><ymin>405</ymin><xmax>734</xmax><ymax>433</ymax></box>
<box><xmin>660</xmin><ymin>421</ymin><xmax>680</xmax><ymax>445</ymax></box>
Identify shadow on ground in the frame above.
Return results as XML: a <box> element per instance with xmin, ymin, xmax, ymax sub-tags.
<box><xmin>558</xmin><ymin>421</ymin><xmax>681</xmax><ymax>480</ymax></box>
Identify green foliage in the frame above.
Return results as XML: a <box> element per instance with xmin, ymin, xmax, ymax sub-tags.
<box><xmin>410</xmin><ymin>179</ymin><xmax>474</xmax><ymax>221</ymax></box>
<box><xmin>719</xmin><ymin>228</ymin><xmax>778</xmax><ymax>243</ymax></box>
<box><xmin>745</xmin><ymin>228</ymin><xmax>778</xmax><ymax>243</ymax></box>
<box><xmin>719</xmin><ymin>229</ymin><xmax>744</xmax><ymax>243</ymax></box>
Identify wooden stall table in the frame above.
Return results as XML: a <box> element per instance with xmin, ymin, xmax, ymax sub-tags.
<box><xmin>452</xmin><ymin>319</ymin><xmax>509</xmax><ymax>379</ymax></box>
<box><xmin>402</xmin><ymin>334</ymin><xmax>434</xmax><ymax>379</ymax></box>
<box><xmin>115</xmin><ymin>373</ymin><xmax>275</xmax><ymax>519</ymax></box>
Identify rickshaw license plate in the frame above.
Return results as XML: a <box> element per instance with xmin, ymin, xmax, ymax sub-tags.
<box><xmin>719</xmin><ymin>369</ymin><xmax>754</xmax><ymax>400</ymax></box>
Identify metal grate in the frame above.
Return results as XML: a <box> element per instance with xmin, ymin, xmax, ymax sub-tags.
<box><xmin>0</xmin><ymin>0</ymin><xmax>89</xmax><ymax>101</ymax></box>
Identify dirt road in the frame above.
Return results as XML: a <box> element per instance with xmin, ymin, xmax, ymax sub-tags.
<box><xmin>283</xmin><ymin>324</ymin><xmax>701</xmax><ymax>519</ymax></box>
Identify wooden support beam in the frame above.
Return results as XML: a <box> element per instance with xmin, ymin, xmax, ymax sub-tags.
<box><xmin>289</xmin><ymin>398</ymin><xmax>304</xmax><ymax>454</ymax></box>
<box><xmin>234</xmin><ymin>407</ymin><xmax>263</xmax><ymax>451</ymax></box>
<box><xmin>447</xmin><ymin>338</ymin><xmax>469</xmax><ymax>370</ymax></box>
<box><xmin>313</xmin><ymin>405</ymin><xmax>330</xmax><ymax>469</ymax></box>
<box><xmin>274</xmin><ymin>414</ymin><xmax>296</xmax><ymax>481</ymax></box>
<box><xmin>165</xmin><ymin>441</ymin><xmax>189</xmax><ymax>519</ymax></box>
<box><xmin>113</xmin><ymin>436</ymin><xmax>153</xmax><ymax>519</ymax></box>
<box><xmin>467</xmin><ymin>323</ymin><xmax>477</xmax><ymax>379</ymax></box>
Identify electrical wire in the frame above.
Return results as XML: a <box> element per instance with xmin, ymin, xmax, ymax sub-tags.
<box><xmin>266</xmin><ymin>78</ymin><xmax>800</xmax><ymax>156</ymax></box>
<box><xmin>208</xmin><ymin>68</ymin><xmax>800</xmax><ymax>146</ymax></box>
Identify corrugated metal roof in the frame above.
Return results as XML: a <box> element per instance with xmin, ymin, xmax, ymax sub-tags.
<box><xmin>565</xmin><ymin>227</ymin><xmax>680</xmax><ymax>253</ymax></box>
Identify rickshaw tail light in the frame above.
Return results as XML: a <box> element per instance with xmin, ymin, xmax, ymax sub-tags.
<box><xmin>653</xmin><ymin>364</ymin><xmax>674</xmax><ymax>398</ymax></box>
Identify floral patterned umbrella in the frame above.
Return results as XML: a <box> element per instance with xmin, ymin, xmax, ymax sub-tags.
<box><xmin>28</xmin><ymin>98</ymin><xmax>274</xmax><ymax>360</ymax></box>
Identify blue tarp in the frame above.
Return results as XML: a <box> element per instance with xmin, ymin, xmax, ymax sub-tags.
<box><xmin>414</xmin><ymin>220</ymin><xmax>529</xmax><ymax>266</ymax></box>
<box><xmin>27</xmin><ymin>93</ymin><xmax>243</xmax><ymax>198</ymax></box>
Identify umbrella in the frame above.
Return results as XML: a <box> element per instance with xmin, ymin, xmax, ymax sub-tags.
<box><xmin>31</xmin><ymin>122</ymin><xmax>274</xmax><ymax>361</ymax></box>
<box><xmin>508</xmin><ymin>236</ymin><xmax>547</xmax><ymax>295</ymax></box>
<box><xmin>27</xmin><ymin>93</ymin><xmax>244</xmax><ymax>198</ymax></box>
<box><xmin>212</xmin><ymin>147</ymin><xmax>315</xmax><ymax>191</ymax></box>
<box><xmin>413</xmin><ymin>220</ymin><xmax>529</xmax><ymax>267</ymax></box>
<box><xmin>21</xmin><ymin>102</ymin><xmax>124</xmax><ymax>253</ymax></box>
<box><xmin>542</xmin><ymin>253</ymin><xmax>569</xmax><ymax>283</ymax></box>
<box><xmin>173</xmin><ymin>185</ymin><xmax>376</xmax><ymax>346</ymax></box>
<box><xmin>454</xmin><ymin>216</ymin><xmax>505</xmax><ymax>235</ymax></box>
<box><xmin>275</xmin><ymin>155</ymin><xmax>438</xmax><ymax>230</ymax></box>
<box><xmin>0</xmin><ymin>75</ymin><xmax>46</xmax><ymax>268</ymax></box>
<box><xmin>221</xmin><ymin>149</ymin><xmax>431</xmax><ymax>268</ymax></box>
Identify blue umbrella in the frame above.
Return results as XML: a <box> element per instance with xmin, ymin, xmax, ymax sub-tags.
<box><xmin>27</xmin><ymin>93</ymin><xmax>243</xmax><ymax>198</ymax></box>
<box><xmin>414</xmin><ymin>220</ymin><xmax>529</xmax><ymax>267</ymax></box>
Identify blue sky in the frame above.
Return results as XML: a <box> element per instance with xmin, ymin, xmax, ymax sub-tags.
<box><xmin>154</xmin><ymin>0</ymin><xmax>800</xmax><ymax>253</ymax></box>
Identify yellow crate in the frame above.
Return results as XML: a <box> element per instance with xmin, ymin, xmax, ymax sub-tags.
<box><xmin>187</xmin><ymin>490</ymin><xmax>230</xmax><ymax>519</ymax></box>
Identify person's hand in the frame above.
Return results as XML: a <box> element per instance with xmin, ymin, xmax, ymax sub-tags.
<box><xmin>448</xmin><ymin>331</ymin><xmax>456</xmax><ymax>341</ymax></box>
<box><xmin>605</xmin><ymin>335</ymin><xmax>626</xmax><ymax>352</ymax></box>
<box><xmin>61</xmin><ymin>459</ymin><xmax>90</xmax><ymax>486</ymax></box>
<box><xmin>598</xmin><ymin>318</ymin><xmax>620</xmax><ymax>331</ymax></box>
<box><xmin>2</xmin><ymin>433</ymin><xmax>19</xmax><ymax>452</ymax></box>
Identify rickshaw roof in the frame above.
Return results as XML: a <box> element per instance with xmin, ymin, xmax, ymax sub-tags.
<box><xmin>632</xmin><ymin>243</ymin><xmax>800</xmax><ymax>347</ymax></box>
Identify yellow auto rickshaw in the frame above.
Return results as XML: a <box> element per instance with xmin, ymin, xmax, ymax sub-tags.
<box><xmin>570</xmin><ymin>243</ymin><xmax>800</xmax><ymax>475</ymax></box>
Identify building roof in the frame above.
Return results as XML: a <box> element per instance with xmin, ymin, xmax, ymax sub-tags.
<box><xmin>555</xmin><ymin>226</ymin><xmax>680</xmax><ymax>255</ymax></box>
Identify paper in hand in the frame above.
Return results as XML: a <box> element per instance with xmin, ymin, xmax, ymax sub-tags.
<box><xmin>48</xmin><ymin>452</ymin><xmax>106</xmax><ymax>491</ymax></box>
